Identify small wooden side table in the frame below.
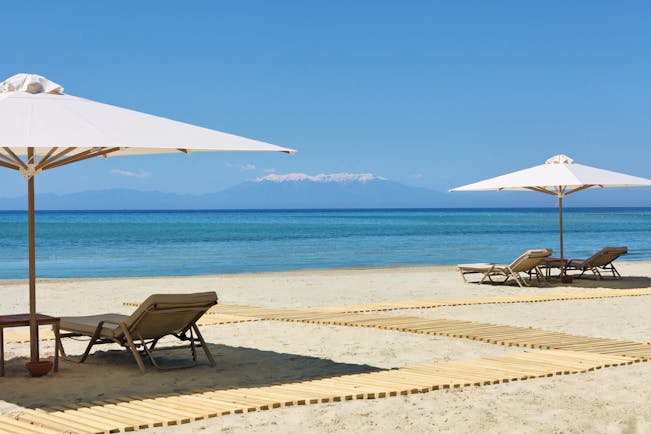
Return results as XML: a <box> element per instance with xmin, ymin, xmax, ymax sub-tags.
<box><xmin>0</xmin><ymin>313</ymin><xmax>60</xmax><ymax>376</ymax></box>
<box><xmin>539</xmin><ymin>257</ymin><xmax>569</xmax><ymax>279</ymax></box>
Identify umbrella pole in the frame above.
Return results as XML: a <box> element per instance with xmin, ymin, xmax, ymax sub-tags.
<box><xmin>27</xmin><ymin>147</ymin><xmax>39</xmax><ymax>363</ymax></box>
<box><xmin>559</xmin><ymin>195</ymin><xmax>564</xmax><ymax>276</ymax></box>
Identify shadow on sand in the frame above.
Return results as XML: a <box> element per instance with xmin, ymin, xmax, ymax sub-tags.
<box><xmin>0</xmin><ymin>342</ymin><xmax>383</xmax><ymax>409</ymax></box>
<box><xmin>467</xmin><ymin>275</ymin><xmax>651</xmax><ymax>290</ymax></box>
<box><xmin>541</xmin><ymin>275</ymin><xmax>651</xmax><ymax>289</ymax></box>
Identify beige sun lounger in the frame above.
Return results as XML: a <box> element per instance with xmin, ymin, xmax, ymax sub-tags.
<box><xmin>565</xmin><ymin>246</ymin><xmax>628</xmax><ymax>280</ymax></box>
<box><xmin>59</xmin><ymin>291</ymin><xmax>218</xmax><ymax>373</ymax></box>
<box><xmin>458</xmin><ymin>249</ymin><xmax>553</xmax><ymax>287</ymax></box>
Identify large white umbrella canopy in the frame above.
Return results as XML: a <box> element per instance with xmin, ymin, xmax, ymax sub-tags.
<box><xmin>0</xmin><ymin>73</ymin><xmax>295</xmax><ymax>160</ymax></box>
<box><xmin>0</xmin><ymin>73</ymin><xmax>295</xmax><ymax>366</ymax></box>
<box><xmin>450</xmin><ymin>154</ymin><xmax>651</xmax><ymax>271</ymax></box>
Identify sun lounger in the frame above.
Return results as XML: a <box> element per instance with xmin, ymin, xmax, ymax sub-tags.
<box><xmin>565</xmin><ymin>246</ymin><xmax>628</xmax><ymax>279</ymax></box>
<box><xmin>59</xmin><ymin>291</ymin><xmax>217</xmax><ymax>373</ymax></box>
<box><xmin>458</xmin><ymin>249</ymin><xmax>553</xmax><ymax>287</ymax></box>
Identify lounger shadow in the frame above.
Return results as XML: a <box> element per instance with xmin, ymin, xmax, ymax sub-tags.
<box><xmin>59</xmin><ymin>291</ymin><xmax>218</xmax><ymax>373</ymax></box>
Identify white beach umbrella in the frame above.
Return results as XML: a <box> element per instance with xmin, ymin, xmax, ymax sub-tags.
<box><xmin>0</xmin><ymin>73</ymin><xmax>296</xmax><ymax>367</ymax></box>
<box><xmin>450</xmin><ymin>154</ymin><xmax>651</xmax><ymax>272</ymax></box>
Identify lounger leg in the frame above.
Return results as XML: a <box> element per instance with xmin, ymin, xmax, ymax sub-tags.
<box><xmin>480</xmin><ymin>267</ymin><xmax>497</xmax><ymax>285</ymax></box>
<box><xmin>74</xmin><ymin>325</ymin><xmax>105</xmax><ymax>363</ymax></box>
<box><xmin>525</xmin><ymin>268</ymin><xmax>541</xmax><ymax>285</ymax></box>
<box><xmin>517</xmin><ymin>273</ymin><xmax>527</xmax><ymax>287</ymax></box>
<box><xmin>189</xmin><ymin>328</ymin><xmax>198</xmax><ymax>363</ymax></box>
<box><xmin>534</xmin><ymin>266</ymin><xmax>545</xmax><ymax>283</ymax></box>
<box><xmin>120</xmin><ymin>324</ymin><xmax>147</xmax><ymax>374</ymax></box>
<box><xmin>592</xmin><ymin>267</ymin><xmax>603</xmax><ymax>280</ymax></box>
<box><xmin>140</xmin><ymin>329</ymin><xmax>209</xmax><ymax>371</ymax></box>
<box><xmin>193</xmin><ymin>324</ymin><xmax>216</xmax><ymax>367</ymax></box>
<box><xmin>611</xmin><ymin>264</ymin><xmax>622</xmax><ymax>279</ymax></box>
<box><xmin>137</xmin><ymin>332</ymin><xmax>167</xmax><ymax>370</ymax></box>
<box><xmin>53</xmin><ymin>323</ymin><xmax>60</xmax><ymax>373</ymax></box>
<box><xmin>603</xmin><ymin>263</ymin><xmax>622</xmax><ymax>279</ymax></box>
<box><xmin>507</xmin><ymin>267</ymin><xmax>524</xmax><ymax>287</ymax></box>
<box><xmin>57</xmin><ymin>332</ymin><xmax>67</xmax><ymax>359</ymax></box>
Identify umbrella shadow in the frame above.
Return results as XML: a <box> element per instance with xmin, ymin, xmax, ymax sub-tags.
<box><xmin>0</xmin><ymin>342</ymin><xmax>382</xmax><ymax>410</ymax></box>
<box><xmin>542</xmin><ymin>275</ymin><xmax>651</xmax><ymax>289</ymax></box>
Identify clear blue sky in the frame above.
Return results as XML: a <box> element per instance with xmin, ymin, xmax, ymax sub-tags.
<box><xmin>0</xmin><ymin>1</ymin><xmax>649</xmax><ymax>197</ymax></box>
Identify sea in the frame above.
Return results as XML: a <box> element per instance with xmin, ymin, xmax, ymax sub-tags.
<box><xmin>0</xmin><ymin>208</ymin><xmax>649</xmax><ymax>279</ymax></box>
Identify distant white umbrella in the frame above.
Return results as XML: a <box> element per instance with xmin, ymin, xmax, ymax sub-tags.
<box><xmin>0</xmin><ymin>73</ymin><xmax>296</xmax><ymax>367</ymax></box>
<box><xmin>450</xmin><ymin>154</ymin><xmax>651</xmax><ymax>272</ymax></box>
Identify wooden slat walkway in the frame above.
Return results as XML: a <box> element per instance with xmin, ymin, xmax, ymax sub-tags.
<box><xmin>9</xmin><ymin>289</ymin><xmax>651</xmax><ymax>354</ymax></box>
<box><xmin>118</xmin><ymin>287</ymin><xmax>651</xmax><ymax>329</ymax></box>
<box><xmin>4</xmin><ymin>289</ymin><xmax>651</xmax><ymax>431</ymax></box>
<box><xmin>4</xmin><ymin>349</ymin><xmax>638</xmax><ymax>433</ymax></box>
<box><xmin>256</xmin><ymin>310</ymin><xmax>651</xmax><ymax>360</ymax></box>
<box><xmin>122</xmin><ymin>287</ymin><xmax>651</xmax><ymax>317</ymax></box>
<box><xmin>318</xmin><ymin>287</ymin><xmax>651</xmax><ymax>313</ymax></box>
<box><xmin>8</xmin><ymin>286</ymin><xmax>651</xmax><ymax>345</ymax></box>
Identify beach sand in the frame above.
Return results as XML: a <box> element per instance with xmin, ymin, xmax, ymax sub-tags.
<box><xmin>1</xmin><ymin>261</ymin><xmax>651</xmax><ymax>432</ymax></box>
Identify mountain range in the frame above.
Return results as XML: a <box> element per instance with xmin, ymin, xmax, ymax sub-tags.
<box><xmin>1</xmin><ymin>174</ymin><xmax>650</xmax><ymax>210</ymax></box>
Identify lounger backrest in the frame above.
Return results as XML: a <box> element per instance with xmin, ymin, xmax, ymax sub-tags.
<box><xmin>116</xmin><ymin>292</ymin><xmax>218</xmax><ymax>340</ymax></box>
<box><xmin>510</xmin><ymin>248</ymin><xmax>553</xmax><ymax>273</ymax></box>
<box><xmin>583</xmin><ymin>246</ymin><xmax>628</xmax><ymax>268</ymax></box>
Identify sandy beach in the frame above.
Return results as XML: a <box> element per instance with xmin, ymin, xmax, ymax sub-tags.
<box><xmin>2</xmin><ymin>261</ymin><xmax>651</xmax><ymax>433</ymax></box>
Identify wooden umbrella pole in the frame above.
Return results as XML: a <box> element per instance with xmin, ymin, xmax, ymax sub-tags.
<box><xmin>27</xmin><ymin>147</ymin><xmax>39</xmax><ymax>362</ymax></box>
<box><xmin>559</xmin><ymin>195</ymin><xmax>564</xmax><ymax>276</ymax></box>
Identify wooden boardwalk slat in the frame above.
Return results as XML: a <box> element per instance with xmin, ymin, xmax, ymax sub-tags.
<box><xmin>14</xmin><ymin>408</ymin><xmax>112</xmax><ymax>433</ymax></box>
<box><xmin>88</xmin><ymin>402</ymin><xmax>167</xmax><ymax>427</ymax></box>
<box><xmin>0</xmin><ymin>415</ymin><xmax>61</xmax><ymax>434</ymax></box>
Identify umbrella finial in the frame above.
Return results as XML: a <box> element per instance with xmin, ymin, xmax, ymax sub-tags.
<box><xmin>0</xmin><ymin>73</ymin><xmax>64</xmax><ymax>94</ymax></box>
<box><xmin>546</xmin><ymin>154</ymin><xmax>573</xmax><ymax>165</ymax></box>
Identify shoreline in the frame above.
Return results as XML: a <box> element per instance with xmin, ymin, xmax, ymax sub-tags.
<box><xmin>0</xmin><ymin>259</ymin><xmax>647</xmax><ymax>285</ymax></box>
<box><xmin>0</xmin><ymin>263</ymin><xmax>460</xmax><ymax>285</ymax></box>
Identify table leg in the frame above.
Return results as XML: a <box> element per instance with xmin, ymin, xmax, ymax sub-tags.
<box><xmin>0</xmin><ymin>327</ymin><xmax>4</xmax><ymax>377</ymax></box>
<box><xmin>52</xmin><ymin>322</ymin><xmax>60</xmax><ymax>373</ymax></box>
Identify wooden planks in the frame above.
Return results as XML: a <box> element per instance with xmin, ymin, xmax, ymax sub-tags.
<box><xmin>304</xmin><ymin>287</ymin><xmax>651</xmax><ymax>314</ymax></box>
<box><xmin>3</xmin><ymin>349</ymin><xmax>637</xmax><ymax>434</ymax></box>
<box><xmin>122</xmin><ymin>287</ymin><xmax>651</xmax><ymax>321</ymax></box>
<box><xmin>0</xmin><ymin>415</ymin><xmax>61</xmax><ymax>434</ymax></box>
<box><xmin>110</xmin><ymin>287</ymin><xmax>651</xmax><ymax>344</ymax></box>
<box><xmin>34</xmin><ymin>288</ymin><xmax>651</xmax><ymax>351</ymax></box>
<box><xmin>258</xmin><ymin>310</ymin><xmax>651</xmax><ymax>360</ymax></box>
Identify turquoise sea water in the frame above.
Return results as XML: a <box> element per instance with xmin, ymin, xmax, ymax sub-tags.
<box><xmin>0</xmin><ymin>208</ymin><xmax>649</xmax><ymax>279</ymax></box>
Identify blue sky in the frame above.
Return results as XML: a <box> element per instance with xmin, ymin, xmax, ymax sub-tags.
<box><xmin>0</xmin><ymin>1</ymin><xmax>649</xmax><ymax>199</ymax></box>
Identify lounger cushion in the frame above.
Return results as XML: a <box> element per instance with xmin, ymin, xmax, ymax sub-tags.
<box><xmin>567</xmin><ymin>259</ymin><xmax>586</xmax><ymax>268</ymax></box>
<box><xmin>458</xmin><ymin>263</ymin><xmax>495</xmax><ymax>271</ymax></box>
<box><xmin>568</xmin><ymin>246</ymin><xmax>628</xmax><ymax>268</ymax></box>
<box><xmin>129</xmin><ymin>292</ymin><xmax>218</xmax><ymax>322</ymax></box>
<box><xmin>457</xmin><ymin>249</ymin><xmax>551</xmax><ymax>287</ymax></box>
<box><xmin>60</xmin><ymin>292</ymin><xmax>217</xmax><ymax>341</ymax></box>
<box><xmin>60</xmin><ymin>313</ymin><xmax>129</xmax><ymax>338</ymax></box>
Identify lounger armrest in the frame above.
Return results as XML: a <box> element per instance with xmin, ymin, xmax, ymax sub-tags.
<box><xmin>87</xmin><ymin>319</ymin><xmax>125</xmax><ymax>340</ymax></box>
<box><xmin>96</xmin><ymin>320</ymin><xmax>123</xmax><ymax>328</ymax></box>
